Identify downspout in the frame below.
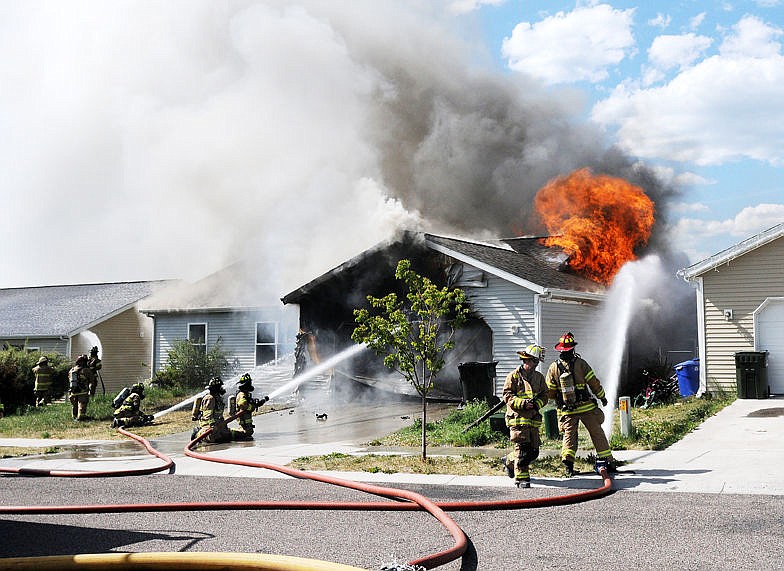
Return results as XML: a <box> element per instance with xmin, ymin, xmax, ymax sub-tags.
<box><xmin>694</xmin><ymin>277</ymin><xmax>707</xmax><ymax>396</ymax></box>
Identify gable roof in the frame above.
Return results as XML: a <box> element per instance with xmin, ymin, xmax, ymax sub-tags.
<box><xmin>678</xmin><ymin>222</ymin><xmax>784</xmax><ymax>281</ymax></box>
<box><xmin>282</xmin><ymin>230</ymin><xmax>604</xmax><ymax>304</ymax></box>
<box><xmin>0</xmin><ymin>281</ymin><xmax>171</xmax><ymax>338</ymax></box>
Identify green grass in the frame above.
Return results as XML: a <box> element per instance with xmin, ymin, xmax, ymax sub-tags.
<box><xmin>298</xmin><ymin>396</ymin><xmax>736</xmax><ymax>476</ymax></box>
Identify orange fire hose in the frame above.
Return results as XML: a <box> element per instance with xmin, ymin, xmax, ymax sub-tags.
<box><xmin>0</xmin><ymin>413</ymin><xmax>614</xmax><ymax>569</ymax></box>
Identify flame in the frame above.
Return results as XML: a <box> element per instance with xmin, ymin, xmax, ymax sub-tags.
<box><xmin>534</xmin><ymin>168</ymin><xmax>654</xmax><ymax>285</ymax></box>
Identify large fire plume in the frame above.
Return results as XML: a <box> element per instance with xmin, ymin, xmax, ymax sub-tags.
<box><xmin>534</xmin><ymin>168</ymin><xmax>655</xmax><ymax>285</ymax></box>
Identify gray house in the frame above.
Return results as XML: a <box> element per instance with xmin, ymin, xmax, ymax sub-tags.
<box><xmin>678</xmin><ymin>222</ymin><xmax>784</xmax><ymax>396</ymax></box>
<box><xmin>282</xmin><ymin>231</ymin><xmax>606</xmax><ymax>398</ymax></box>
<box><xmin>139</xmin><ymin>262</ymin><xmax>299</xmax><ymax>378</ymax></box>
<box><xmin>0</xmin><ymin>281</ymin><xmax>170</xmax><ymax>394</ymax></box>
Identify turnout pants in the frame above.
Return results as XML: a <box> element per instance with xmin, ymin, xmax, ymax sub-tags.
<box><xmin>69</xmin><ymin>394</ymin><xmax>89</xmax><ymax>420</ymax></box>
<box><xmin>507</xmin><ymin>425</ymin><xmax>541</xmax><ymax>481</ymax></box>
<box><xmin>559</xmin><ymin>407</ymin><xmax>613</xmax><ymax>462</ymax></box>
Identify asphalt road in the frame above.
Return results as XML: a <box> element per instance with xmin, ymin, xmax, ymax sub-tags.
<box><xmin>1</xmin><ymin>474</ymin><xmax>782</xmax><ymax>570</ymax></box>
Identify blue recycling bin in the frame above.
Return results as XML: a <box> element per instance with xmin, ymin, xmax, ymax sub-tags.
<box><xmin>674</xmin><ymin>359</ymin><xmax>700</xmax><ymax>397</ymax></box>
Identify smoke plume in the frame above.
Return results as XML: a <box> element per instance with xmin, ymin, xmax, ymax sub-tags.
<box><xmin>0</xmin><ymin>1</ymin><xmax>680</xmax><ymax>304</ymax></box>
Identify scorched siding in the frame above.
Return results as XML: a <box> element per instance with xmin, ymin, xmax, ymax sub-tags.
<box><xmin>701</xmin><ymin>237</ymin><xmax>784</xmax><ymax>393</ymax></box>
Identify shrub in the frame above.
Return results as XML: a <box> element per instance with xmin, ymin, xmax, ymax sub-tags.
<box><xmin>0</xmin><ymin>346</ymin><xmax>71</xmax><ymax>415</ymax></box>
<box><xmin>153</xmin><ymin>338</ymin><xmax>232</xmax><ymax>390</ymax></box>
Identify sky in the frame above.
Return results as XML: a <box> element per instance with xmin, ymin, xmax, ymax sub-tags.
<box><xmin>0</xmin><ymin>0</ymin><xmax>781</xmax><ymax>300</ymax></box>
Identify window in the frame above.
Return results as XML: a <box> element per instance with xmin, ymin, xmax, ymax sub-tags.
<box><xmin>256</xmin><ymin>321</ymin><xmax>278</xmax><ymax>366</ymax></box>
<box><xmin>188</xmin><ymin>323</ymin><xmax>207</xmax><ymax>354</ymax></box>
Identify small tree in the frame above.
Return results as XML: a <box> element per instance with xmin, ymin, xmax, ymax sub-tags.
<box><xmin>352</xmin><ymin>259</ymin><xmax>469</xmax><ymax>459</ymax></box>
<box><xmin>154</xmin><ymin>338</ymin><xmax>231</xmax><ymax>390</ymax></box>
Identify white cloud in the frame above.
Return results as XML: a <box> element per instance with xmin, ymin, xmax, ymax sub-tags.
<box><xmin>672</xmin><ymin>203</ymin><xmax>784</xmax><ymax>261</ymax></box>
<box><xmin>647</xmin><ymin>164</ymin><xmax>714</xmax><ymax>187</ymax></box>
<box><xmin>649</xmin><ymin>13</ymin><xmax>671</xmax><ymax>29</ymax></box>
<box><xmin>502</xmin><ymin>3</ymin><xmax>636</xmax><ymax>85</ymax></box>
<box><xmin>720</xmin><ymin>14</ymin><xmax>782</xmax><ymax>57</ymax></box>
<box><xmin>648</xmin><ymin>33</ymin><xmax>712</xmax><ymax>71</ymax></box>
<box><xmin>448</xmin><ymin>0</ymin><xmax>505</xmax><ymax>15</ymax></box>
<box><xmin>671</xmin><ymin>201</ymin><xmax>710</xmax><ymax>213</ymax></box>
<box><xmin>592</xmin><ymin>15</ymin><xmax>784</xmax><ymax>165</ymax></box>
<box><xmin>689</xmin><ymin>12</ymin><xmax>707</xmax><ymax>30</ymax></box>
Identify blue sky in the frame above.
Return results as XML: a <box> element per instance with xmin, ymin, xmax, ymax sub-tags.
<box><xmin>0</xmin><ymin>1</ymin><xmax>781</xmax><ymax>292</ymax></box>
<box><xmin>471</xmin><ymin>0</ymin><xmax>783</xmax><ymax>261</ymax></box>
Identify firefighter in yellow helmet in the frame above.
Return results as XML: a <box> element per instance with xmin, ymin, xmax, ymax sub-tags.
<box><xmin>68</xmin><ymin>355</ymin><xmax>94</xmax><ymax>421</ymax></box>
<box><xmin>545</xmin><ymin>332</ymin><xmax>616</xmax><ymax>476</ymax></box>
<box><xmin>32</xmin><ymin>356</ymin><xmax>54</xmax><ymax>407</ymax></box>
<box><xmin>502</xmin><ymin>344</ymin><xmax>548</xmax><ymax>488</ymax></box>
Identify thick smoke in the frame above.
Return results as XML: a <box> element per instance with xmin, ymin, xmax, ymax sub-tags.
<box><xmin>1</xmin><ymin>1</ymin><xmax>680</xmax><ymax>304</ymax></box>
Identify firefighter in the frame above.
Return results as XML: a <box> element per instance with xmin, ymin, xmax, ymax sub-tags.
<box><xmin>545</xmin><ymin>332</ymin><xmax>617</xmax><ymax>476</ymax></box>
<box><xmin>193</xmin><ymin>377</ymin><xmax>235</xmax><ymax>444</ymax></box>
<box><xmin>502</xmin><ymin>344</ymin><xmax>548</xmax><ymax>488</ymax></box>
<box><xmin>234</xmin><ymin>373</ymin><xmax>269</xmax><ymax>440</ymax></box>
<box><xmin>112</xmin><ymin>383</ymin><xmax>153</xmax><ymax>428</ymax></box>
<box><xmin>32</xmin><ymin>356</ymin><xmax>54</xmax><ymax>407</ymax></box>
<box><xmin>87</xmin><ymin>346</ymin><xmax>102</xmax><ymax>397</ymax></box>
<box><xmin>68</xmin><ymin>355</ymin><xmax>94</xmax><ymax>421</ymax></box>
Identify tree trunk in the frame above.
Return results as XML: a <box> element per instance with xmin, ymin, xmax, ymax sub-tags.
<box><xmin>421</xmin><ymin>395</ymin><xmax>428</xmax><ymax>460</ymax></box>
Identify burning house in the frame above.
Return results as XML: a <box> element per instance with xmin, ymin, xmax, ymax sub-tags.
<box><xmin>282</xmin><ymin>230</ymin><xmax>606</xmax><ymax>400</ymax></box>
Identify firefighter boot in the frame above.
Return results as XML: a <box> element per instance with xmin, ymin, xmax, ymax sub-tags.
<box><xmin>562</xmin><ymin>459</ymin><xmax>575</xmax><ymax>477</ymax></box>
<box><xmin>503</xmin><ymin>455</ymin><xmax>515</xmax><ymax>479</ymax></box>
<box><xmin>515</xmin><ymin>478</ymin><xmax>531</xmax><ymax>488</ymax></box>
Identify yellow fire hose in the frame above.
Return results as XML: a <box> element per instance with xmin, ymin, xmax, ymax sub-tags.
<box><xmin>0</xmin><ymin>552</ymin><xmax>367</xmax><ymax>571</ymax></box>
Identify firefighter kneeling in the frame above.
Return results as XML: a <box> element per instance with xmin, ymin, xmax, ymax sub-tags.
<box><xmin>112</xmin><ymin>383</ymin><xmax>154</xmax><ymax>428</ymax></box>
<box><xmin>503</xmin><ymin>344</ymin><xmax>548</xmax><ymax>488</ymax></box>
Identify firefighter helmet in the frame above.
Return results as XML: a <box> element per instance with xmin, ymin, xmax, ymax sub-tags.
<box><xmin>75</xmin><ymin>354</ymin><xmax>88</xmax><ymax>366</ymax></box>
<box><xmin>554</xmin><ymin>332</ymin><xmax>577</xmax><ymax>351</ymax></box>
<box><xmin>90</xmin><ymin>346</ymin><xmax>99</xmax><ymax>355</ymax></box>
<box><xmin>517</xmin><ymin>344</ymin><xmax>545</xmax><ymax>363</ymax></box>
<box><xmin>37</xmin><ymin>356</ymin><xmax>49</xmax><ymax>365</ymax></box>
<box><xmin>238</xmin><ymin>373</ymin><xmax>252</xmax><ymax>386</ymax></box>
<box><xmin>206</xmin><ymin>376</ymin><xmax>224</xmax><ymax>392</ymax></box>
<box><xmin>131</xmin><ymin>382</ymin><xmax>145</xmax><ymax>396</ymax></box>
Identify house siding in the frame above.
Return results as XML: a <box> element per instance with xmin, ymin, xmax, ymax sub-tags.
<box><xmin>464</xmin><ymin>273</ymin><xmax>537</xmax><ymax>394</ymax></box>
<box><xmin>540</xmin><ymin>298</ymin><xmax>600</xmax><ymax>358</ymax></box>
<box><xmin>151</xmin><ymin>308</ymin><xmax>299</xmax><ymax>377</ymax></box>
<box><xmin>700</xmin><ymin>237</ymin><xmax>784</xmax><ymax>394</ymax></box>
<box><xmin>0</xmin><ymin>337</ymin><xmax>69</xmax><ymax>354</ymax></box>
<box><xmin>70</xmin><ymin>308</ymin><xmax>154</xmax><ymax>395</ymax></box>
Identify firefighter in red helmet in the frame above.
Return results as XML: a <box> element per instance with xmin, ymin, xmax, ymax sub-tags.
<box><xmin>545</xmin><ymin>332</ymin><xmax>617</xmax><ymax>476</ymax></box>
<box><xmin>502</xmin><ymin>344</ymin><xmax>549</xmax><ymax>488</ymax></box>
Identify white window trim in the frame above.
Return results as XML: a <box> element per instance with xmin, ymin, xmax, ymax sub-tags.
<box><xmin>188</xmin><ymin>322</ymin><xmax>208</xmax><ymax>349</ymax></box>
<box><xmin>255</xmin><ymin>321</ymin><xmax>279</xmax><ymax>364</ymax></box>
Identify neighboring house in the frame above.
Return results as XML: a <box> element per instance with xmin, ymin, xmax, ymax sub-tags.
<box><xmin>0</xmin><ymin>281</ymin><xmax>170</xmax><ymax>394</ymax></box>
<box><xmin>282</xmin><ymin>230</ymin><xmax>606</xmax><ymax>397</ymax></box>
<box><xmin>678</xmin><ymin>223</ymin><xmax>784</xmax><ymax>396</ymax></box>
<box><xmin>139</xmin><ymin>262</ymin><xmax>299</xmax><ymax>378</ymax></box>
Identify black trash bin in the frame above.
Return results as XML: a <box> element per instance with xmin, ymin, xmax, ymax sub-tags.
<box><xmin>458</xmin><ymin>361</ymin><xmax>498</xmax><ymax>404</ymax></box>
<box><xmin>735</xmin><ymin>351</ymin><xmax>769</xmax><ymax>399</ymax></box>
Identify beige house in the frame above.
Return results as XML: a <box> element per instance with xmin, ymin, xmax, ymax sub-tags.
<box><xmin>678</xmin><ymin>223</ymin><xmax>784</xmax><ymax>396</ymax></box>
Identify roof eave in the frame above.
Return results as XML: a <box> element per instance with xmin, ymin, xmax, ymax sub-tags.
<box><xmin>678</xmin><ymin>222</ymin><xmax>784</xmax><ymax>281</ymax></box>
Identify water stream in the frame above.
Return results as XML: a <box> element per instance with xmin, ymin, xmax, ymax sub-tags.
<box><xmin>584</xmin><ymin>255</ymin><xmax>666</xmax><ymax>437</ymax></box>
<box><xmin>154</xmin><ymin>343</ymin><xmax>366</xmax><ymax>419</ymax></box>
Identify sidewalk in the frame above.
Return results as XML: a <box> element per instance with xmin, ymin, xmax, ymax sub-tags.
<box><xmin>1</xmin><ymin>397</ymin><xmax>782</xmax><ymax>494</ymax></box>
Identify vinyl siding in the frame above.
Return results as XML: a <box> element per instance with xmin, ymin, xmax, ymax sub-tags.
<box><xmin>700</xmin><ymin>237</ymin><xmax>784</xmax><ymax>394</ymax></box>
<box><xmin>71</xmin><ymin>308</ymin><xmax>154</xmax><ymax>395</ymax></box>
<box><xmin>540</xmin><ymin>298</ymin><xmax>600</xmax><ymax>357</ymax></box>
<box><xmin>151</xmin><ymin>308</ymin><xmax>299</xmax><ymax>376</ymax></box>
<box><xmin>0</xmin><ymin>337</ymin><xmax>68</xmax><ymax>353</ymax></box>
<box><xmin>464</xmin><ymin>273</ymin><xmax>537</xmax><ymax>394</ymax></box>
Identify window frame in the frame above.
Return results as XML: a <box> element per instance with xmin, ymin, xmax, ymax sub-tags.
<box><xmin>187</xmin><ymin>322</ymin><xmax>208</xmax><ymax>353</ymax></box>
<box><xmin>255</xmin><ymin>321</ymin><xmax>278</xmax><ymax>366</ymax></box>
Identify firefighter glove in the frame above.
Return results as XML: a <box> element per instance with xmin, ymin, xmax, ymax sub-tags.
<box><xmin>600</xmin><ymin>397</ymin><xmax>608</xmax><ymax>407</ymax></box>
